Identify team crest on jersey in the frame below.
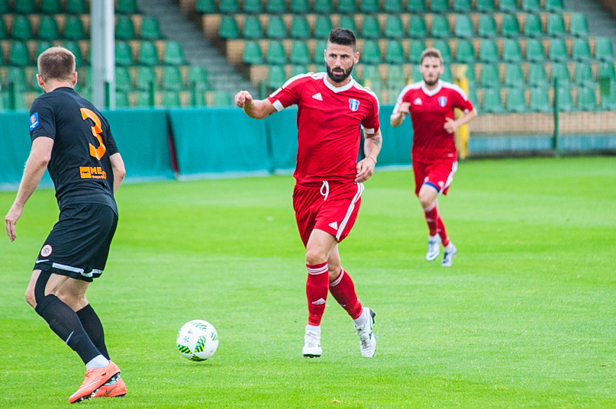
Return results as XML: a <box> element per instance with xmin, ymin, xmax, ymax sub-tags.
<box><xmin>41</xmin><ymin>244</ymin><xmax>52</xmax><ymax>257</ymax></box>
<box><xmin>29</xmin><ymin>113</ymin><xmax>39</xmax><ymax>131</ymax></box>
<box><xmin>438</xmin><ymin>97</ymin><xmax>448</xmax><ymax>107</ymax></box>
<box><xmin>349</xmin><ymin>99</ymin><xmax>360</xmax><ymax>111</ymax></box>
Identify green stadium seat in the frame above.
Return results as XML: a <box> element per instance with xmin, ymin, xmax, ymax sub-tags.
<box><xmin>363</xmin><ymin>64</ymin><xmax>381</xmax><ymax>83</ymax></box>
<box><xmin>504</xmin><ymin>64</ymin><xmax>525</xmax><ymax>87</ymax></box>
<box><xmin>219</xmin><ymin>16</ymin><xmax>239</xmax><ymax>39</ymax></box>
<box><xmin>362</xmin><ymin>16</ymin><xmax>381</xmax><ymax>39</ymax></box>
<box><xmin>441</xmin><ymin>65</ymin><xmax>453</xmax><ymax>83</ymax></box>
<box><xmin>0</xmin><ymin>0</ymin><xmax>9</xmax><ymax>13</ymax></box>
<box><xmin>453</xmin><ymin>0</ymin><xmax>472</xmax><ymax>12</ymax></box>
<box><xmin>162</xmin><ymin>66</ymin><xmax>184</xmax><ymax>91</ymax></box>
<box><xmin>337</xmin><ymin>0</ymin><xmax>356</xmax><ymax>13</ymax></box>
<box><xmin>267</xmin><ymin>0</ymin><xmax>287</xmax><ymax>13</ymax></box>
<box><xmin>141</xmin><ymin>17</ymin><xmax>162</xmax><ymax>40</ymax></box>
<box><xmin>523</xmin><ymin>14</ymin><xmax>543</xmax><ymax>38</ymax></box>
<box><xmin>196</xmin><ymin>0</ymin><xmax>216</xmax><ymax>13</ymax></box>
<box><xmin>409</xmin><ymin>16</ymin><xmax>427</xmax><ymax>39</ymax></box>
<box><xmin>137</xmin><ymin>41</ymin><xmax>158</xmax><ymax>65</ymax></box>
<box><xmin>480</xmin><ymin>64</ymin><xmax>500</xmax><ymax>87</ymax></box>
<box><xmin>577</xmin><ymin>86</ymin><xmax>597</xmax><ymax>111</ymax></box>
<box><xmin>314</xmin><ymin>0</ymin><xmax>333</xmax><ymax>13</ymax></box>
<box><xmin>384</xmin><ymin>0</ymin><xmax>402</xmax><ymax>13</ymax></box>
<box><xmin>267</xmin><ymin>65</ymin><xmax>286</xmax><ymax>89</ymax></box>
<box><xmin>551</xmin><ymin>63</ymin><xmax>571</xmax><ymax>87</ymax></box>
<box><xmin>290</xmin><ymin>0</ymin><xmax>309</xmax><ymax>13</ymax></box>
<box><xmin>115</xmin><ymin>67</ymin><xmax>133</xmax><ymax>92</ymax></box>
<box><xmin>482</xmin><ymin>88</ymin><xmax>504</xmax><ymax>112</ymax></box>
<box><xmin>503</xmin><ymin>39</ymin><xmax>522</xmax><ymax>62</ymax></box>
<box><xmin>360</xmin><ymin>0</ymin><xmax>379</xmax><ymax>13</ymax></box>
<box><xmin>572</xmin><ymin>39</ymin><xmax>591</xmax><ymax>61</ymax></box>
<box><xmin>548</xmin><ymin>39</ymin><xmax>568</xmax><ymax>62</ymax></box>
<box><xmin>293</xmin><ymin>64</ymin><xmax>309</xmax><ymax>77</ymax></box>
<box><xmin>501</xmin><ymin>14</ymin><xmax>520</xmax><ymax>38</ymax></box>
<box><xmin>243</xmin><ymin>0</ymin><xmax>262</xmax><ymax>13</ymax></box>
<box><xmin>499</xmin><ymin>0</ymin><xmax>518</xmax><ymax>13</ymax></box>
<box><xmin>40</xmin><ymin>0</ymin><xmax>61</xmax><ymax>14</ymax></box>
<box><xmin>38</xmin><ymin>16</ymin><xmax>59</xmax><ymax>41</ymax></box>
<box><xmin>410</xmin><ymin>64</ymin><xmax>422</xmax><ymax>82</ymax></box>
<box><xmin>556</xmin><ymin>85</ymin><xmax>573</xmax><ymax>111</ymax></box>
<box><xmin>430</xmin><ymin>0</ymin><xmax>449</xmax><ymax>13</ymax></box>
<box><xmin>213</xmin><ymin>91</ymin><xmax>233</xmax><ymax>106</ymax></box>
<box><xmin>529</xmin><ymin>87</ymin><xmax>550</xmax><ymax>112</ymax></box>
<box><xmin>526</xmin><ymin>39</ymin><xmax>546</xmax><ymax>62</ymax></box>
<box><xmin>545</xmin><ymin>0</ymin><xmax>564</xmax><ymax>12</ymax></box>
<box><xmin>431</xmin><ymin>15</ymin><xmax>450</xmax><ymax>38</ymax></box>
<box><xmin>291</xmin><ymin>16</ymin><xmax>310</xmax><ymax>39</ymax></box>
<box><xmin>36</xmin><ymin>41</ymin><xmax>51</xmax><ymax>60</ymax></box>
<box><xmin>66</xmin><ymin>0</ymin><xmax>87</xmax><ymax>13</ymax></box>
<box><xmin>266</xmin><ymin>41</ymin><xmax>287</xmax><ymax>64</ymax></box>
<box><xmin>115</xmin><ymin>91</ymin><xmax>130</xmax><ymax>108</ymax></box>
<box><xmin>10</xmin><ymin>41</ymin><xmax>30</xmax><ymax>66</ymax></box>
<box><xmin>7</xmin><ymin>67</ymin><xmax>28</xmax><ymax>91</ymax></box>
<box><xmin>478</xmin><ymin>15</ymin><xmax>497</xmax><ymax>38</ymax></box>
<box><xmin>64</xmin><ymin>16</ymin><xmax>85</xmax><ymax>40</ymax></box>
<box><xmin>243</xmin><ymin>16</ymin><xmax>262</xmax><ymax>39</ymax></box>
<box><xmin>409</xmin><ymin>40</ymin><xmax>426</xmax><ymax>63</ymax></box>
<box><xmin>136</xmin><ymin>66</ymin><xmax>157</xmax><ymax>90</ymax></box>
<box><xmin>12</xmin><ymin>16</ymin><xmax>33</xmax><ymax>40</ymax></box>
<box><xmin>189</xmin><ymin>66</ymin><xmax>210</xmax><ymax>89</ymax></box>
<box><xmin>339</xmin><ymin>16</ymin><xmax>357</xmax><ymax>32</ymax></box>
<box><xmin>433</xmin><ymin>40</ymin><xmax>452</xmax><ymax>63</ymax></box>
<box><xmin>464</xmin><ymin>64</ymin><xmax>477</xmax><ymax>83</ymax></box>
<box><xmin>290</xmin><ymin>41</ymin><xmax>311</xmax><ymax>64</ymax></box>
<box><xmin>598</xmin><ymin>62</ymin><xmax>616</xmax><ymax>81</ymax></box>
<box><xmin>456</xmin><ymin>39</ymin><xmax>475</xmax><ymax>63</ymax></box>
<box><xmin>522</xmin><ymin>0</ymin><xmax>541</xmax><ymax>12</ymax></box>
<box><xmin>15</xmin><ymin>0</ymin><xmax>36</xmax><ymax>13</ymax></box>
<box><xmin>386</xmin><ymin>64</ymin><xmax>405</xmax><ymax>88</ymax></box>
<box><xmin>570</xmin><ymin>14</ymin><xmax>589</xmax><ymax>37</ymax></box>
<box><xmin>164</xmin><ymin>42</ymin><xmax>185</xmax><ymax>65</ymax></box>
<box><xmin>547</xmin><ymin>14</ymin><xmax>566</xmax><ymax>37</ymax></box>
<box><xmin>362</xmin><ymin>40</ymin><xmax>382</xmax><ymax>64</ymax></box>
<box><xmin>477</xmin><ymin>0</ymin><xmax>495</xmax><ymax>13</ymax></box>
<box><xmin>384</xmin><ymin>15</ymin><xmax>404</xmax><ymax>39</ymax></box>
<box><xmin>528</xmin><ymin>63</ymin><xmax>548</xmax><ymax>87</ymax></box>
<box><xmin>64</xmin><ymin>41</ymin><xmax>83</xmax><ymax>65</ymax></box>
<box><xmin>117</xmin><ymin>0</ymin><xmax>139</xmax><ymax>13</ymax></box>
<box><xmin>314</xmin><ymin>16</ymin><xmax>332</xmax><ymax>38</ymax></box>
<box><xmin>454</xmin><ymin>15</ymin><xmax>474</xmax><ymax>38</ymax></box>
<box><xmin>595</xmin><ymin>37</ymin><xmax>614</xmax><ymax>62</ymax></box>
<box><xmin>467</xmin><ymin>83</ymin><xmax>479</xmax><ymax>108</ymax></box>
<box><xmin>135</xmin><ymin>91</ymin><xmax>152</xmax><ymax>107</ymax></box>
<box><xmin>385</xmin><ymin>40</ymin><xmax>405</xmax><ymax>64</ymax></box>
<box><xmin>313</xmin><ymin>40</ymin><xmax>327</xmax><ymax>62</ymax></box>
<box><xmin>479</xmin><ymin>40</ymin><xmax>499</xmax><ymax>63</ymax></box>
<box><xmin>266</xmin><ymin>16</ymin><xmax>287</xmax><ymax>39</ymax></box>
<box><xmin>600</xmin><ymin>81</ymin><xmax>616</xmax><ymax>110</ymax></box>
<box><xmin>115</xmin><ymin>16</ymin><xmax>135</xmax><ymax>40</ymax></box>
<box><xmin>0</xmin><ymin>17</ymin><xmax>7</xmax><ymax>40</ymax></box>
<box><xmin>115</xmin><ymin>41</ymin><xmax>134</xmax><ymax>66</ymax></box>
<box><xmin>574</xmin><ymin>63</ymin><xmax>594</xmax><ymax>86</ymax></box>
<box><xmin>506</xmin><ymin>87</ymin><xmax>528</xmax><ymax>112</ymax></box>
<box><xmin>163</xmin><ymin>91</ymin><xmax>181</xmax><ymax>107</ymax></box>
<box><xmin>219</xmin><ymin>0</ymin><xmax>239</xmax><ymax>13</ymax></box>
<box><xmin>407</xmin><ymin>0</ymin><xmax>426</xmax><ymax>12</ymax></box>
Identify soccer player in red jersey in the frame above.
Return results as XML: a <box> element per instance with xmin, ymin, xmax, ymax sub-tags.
<box><xmin>234</xmin><ymin>29</ymin><xmax>382</xmax><ymax>358</ymax></box>
<box><xmin>390</xmin><ymin>48</ymin><xmax>477</xmax><ymax>267</ymax></box>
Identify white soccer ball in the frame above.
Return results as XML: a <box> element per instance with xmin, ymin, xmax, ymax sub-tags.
<box><xmin>176</xmin><ymin>320</ymin><xmax>219</xmax><ymax>361</ymax></box>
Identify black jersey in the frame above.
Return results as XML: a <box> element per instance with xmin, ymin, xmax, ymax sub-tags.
<box><xmin>29</xmin><ymin>87</ymin><xmax>119</xmax><ymax>214</ymax></box>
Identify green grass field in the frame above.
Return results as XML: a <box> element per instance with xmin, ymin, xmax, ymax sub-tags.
<box><xmin>1</xmin><ymin>157</ymin><xmax>615</xmax><ymax>408</ymax></box>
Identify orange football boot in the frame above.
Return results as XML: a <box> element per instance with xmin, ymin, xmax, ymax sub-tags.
<box><xmin>91</xmin><ymin>374</ymin><xmax>126</xmax><ymax>399</ymax></box>
<box><xmin>69</xmin><ymin>361</ymin><xmax>120</xmax><ymax>404</ymax></box>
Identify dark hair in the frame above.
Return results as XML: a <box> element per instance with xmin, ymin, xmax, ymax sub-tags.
<box><xmin>37</xmin><ymin>47</ymin><xmax>76</xmax><ymax>82</ymax></box>
<box><xmin>328</xmin><ymin>28</ymin><xmax>356</xmax><ymax>50</ymax></box>
<box><xmin>420</xmin><ymin>48</ymin><xmax>443</xmax><ymax>65</ymax></box>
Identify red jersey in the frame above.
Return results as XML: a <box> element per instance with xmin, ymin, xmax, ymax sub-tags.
<box><xmin>392</xmin><ymin>80</ymin><xmax>474</xmax><ymax>163</ymax></box>
<box><xmin>267</xmin><ymin>73</ymin><xmax>380</xmax><ymax>184</ymax></box>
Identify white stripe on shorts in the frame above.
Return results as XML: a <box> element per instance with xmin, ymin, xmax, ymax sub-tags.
<box><xmin>336</xmin><ymin>183</ymin><xmax>364</xmax><ymax>241</ymax></box>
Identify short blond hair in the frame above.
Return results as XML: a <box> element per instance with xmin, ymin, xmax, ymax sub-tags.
<box><xmin>37</xmin><ymin>47</ymin><xmax>76</xmax><ymax>82</ymax></box>
<box><xmin>420</xmin><ymin>48</ymin><xmax>443</xmax><ymax>65</ymax></box>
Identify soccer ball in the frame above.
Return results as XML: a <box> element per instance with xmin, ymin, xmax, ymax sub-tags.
<box><xmin>176</xmin><ymin>320</ymin><xmax>219</xmax><ymax>361</ymax></box>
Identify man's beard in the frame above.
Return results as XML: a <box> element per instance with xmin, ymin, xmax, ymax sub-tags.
<box><xmin>423</xmin><ymin>75</ymin><xmax>440</xmax><ymax>86</ymax></box>
<box><xmin>327</xmin><ymin>63</ymin><xmax>354</xmax><ymax>83</ymax></box>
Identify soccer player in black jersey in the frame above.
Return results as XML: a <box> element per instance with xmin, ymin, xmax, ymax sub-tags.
<box><xmin>4</xmin><ymin>47</ymin><xmax>127</xmax><ymax>403</ymax></box>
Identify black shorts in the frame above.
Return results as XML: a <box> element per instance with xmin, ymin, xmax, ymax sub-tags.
<box><xmin>33</xmin><ymin>203</ymin><xmax>118</xmax><ymax>282</ymax></box>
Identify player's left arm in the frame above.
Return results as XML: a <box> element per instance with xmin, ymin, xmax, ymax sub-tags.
<box><xmin>444</xmin><ymin>107</ymin><xmax>478</xmax><ymax>134</ymax></box>
<box><xmin>5</xmin><ymin>137</ymin><xmax>54</xmax><ymax>242</ymax></box>
<box><xmin>355</xmin><ymin>129</ymin><xmax>382</xmax><ymax>183</ymax></box>
<box><xmin>109</xmin><ymin>153</ymin><xmax>126</xmax><ymax>193</ymax></box>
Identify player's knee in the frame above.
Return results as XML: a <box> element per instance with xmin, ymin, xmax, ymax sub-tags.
<box><xmin>419</xmin><ymin>195</ymin><xmax>435</xmax><ymax>210</ymax></box>
<box><xmin>305</xmin><ymin>249</ymin><xmax>327</xmax><ymax>266</ymax></box>
<box><xmin>25</xmin><ymin>288</ymin><xmax>37</xmax><ymax>309</ymax></box>
<box><xmin>57</xmin><ymin>290</ymin><xmax>86</xmax><ymax>311</ymax></box>
<box><xmin>328</xmin><ymin>265</ymin><xmax>341</xmax><ymax>281</ymax></box>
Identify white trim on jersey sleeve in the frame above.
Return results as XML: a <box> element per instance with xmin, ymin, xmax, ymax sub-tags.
<box><xmin>392</xmin><ymin>82</ymin><xmax>423</xmax><ymax>116</ymax></box>
<box><xmin>272</xmin><ymin>100</ymin><xmax>284</xmax><ymax>111</ymax></box>
<box><xmin>268</xmin><ymin>72</ymin><xmax>324</xmax><ymax>110</ymax></box>
<box><xmin>441</xmin><ymin>81</ymin><xmax>472</xmax><ymax>113</ymax></box>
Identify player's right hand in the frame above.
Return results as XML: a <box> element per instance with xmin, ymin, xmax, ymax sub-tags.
<box><xmin>398</xmin><ymin>102</ymin><xmax>411</xmax><ymax>114</ymax></box>
<box><xmin>235</xmin><ymin>91</ymin><xmax>253</xmax><ymax>108</ymax></box>
<box><xmin>5</xmin><ymin>203</ymin><xmax>23</xmax><ymax>242</ymax></box>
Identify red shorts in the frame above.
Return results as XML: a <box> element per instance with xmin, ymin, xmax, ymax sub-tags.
<box><xmin>412</xmin><ymin>160</ymin><xmax>458</xmax><ymax>196</ymax></box>
<box><xmin>293</xmin><ymin>181</ymin><xmax>364</xmax><ymax>246</ymax></box>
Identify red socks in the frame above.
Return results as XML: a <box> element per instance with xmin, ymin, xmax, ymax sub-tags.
<box><xmin>436</xmin><ymin>215</ymin><xmax>450</xmax><ymax>247</ymax></box>
<box><xmin>306</xmin><ymin>262</ymin><xmax>329</xmax><ymax>326</ymax></box>
<box><xmin>424</xmin><ymin>202</ymin><xmax>449</xmax><ymax>246</ymax></box>
<box><xmin>329</xmin><ymin>268</ymin><xmax>363</xmax><ymax>320</ymax></box>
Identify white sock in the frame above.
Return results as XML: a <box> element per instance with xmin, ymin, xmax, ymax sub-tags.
<box><xmin>85</xmin><ymin>354</ymin><xmax>110</xmax><ymax>370</ymax></box>
<box><xmin>306</xmin><ymin>324</ymin><xmax>321</xmax><ymax>335</ymax></box>
<box><xmin>353</xmin><ymin>309</ymin><xmax>368</xmax><ymax>327</ymax></box>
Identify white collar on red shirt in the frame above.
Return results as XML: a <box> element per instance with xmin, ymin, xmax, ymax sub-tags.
<box><xmin>323</xmin><ymin>75</ymin><xmax>355</xmax><ymax>93</ymax></box>
<box><xmin>421</xmin><ymin>80</ymin><xmax>443</xmax><ymax>97</ymax></box>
